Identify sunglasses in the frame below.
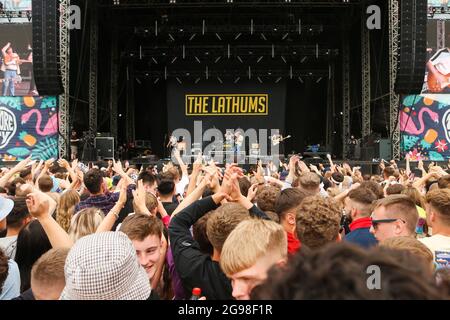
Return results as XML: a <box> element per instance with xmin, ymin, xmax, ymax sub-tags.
<box><xmin>371</xmin><ymin>218</ymin><xmax>406</xmax><ymax>229</ymax></box>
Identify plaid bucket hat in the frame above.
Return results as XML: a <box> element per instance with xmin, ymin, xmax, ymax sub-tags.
<box><xmin>61</xmin><ymin>231</ymin><xmax>151</xmax><ymax>300</ymax></box>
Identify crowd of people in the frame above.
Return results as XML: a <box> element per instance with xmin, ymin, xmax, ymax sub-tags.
<box><xmin>0</xmin><ymin>150</ymin><xmax>449</xmax><ymax>300</ymax></box>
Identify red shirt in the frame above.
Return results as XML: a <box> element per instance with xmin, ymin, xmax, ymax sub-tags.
<box><xmin>287</xmin><ymin>231</ymin><xmax>301</xmax><ymax>255</ymax></box>
<box><xmin>349</xmin><ymin>217</ymin><xmax>372</xmax><ymax>232</ymax></box>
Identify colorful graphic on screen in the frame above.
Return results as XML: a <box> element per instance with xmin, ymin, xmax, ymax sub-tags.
<box><xmin>400</xmin><ymin>94</ymin><xmax>450</xmax><ymax>160</ymax></box>
<box><xmin>0</xmin><ymin>96</ymin><xmax>58</xmax><ymax>161</ymax></box>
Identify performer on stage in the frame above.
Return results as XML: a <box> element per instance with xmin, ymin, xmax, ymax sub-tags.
<box><xmin>234</xmin><ymin>131</ymin><xmax>244</xmax><ymax>153</ymax></box>
<box><xmin>70</xmin><ymin>130</ymin><xmax>81</xmax><ymax>160</ymax></box>
<box><xmin>347</xmin><ymin>135</ymin><xmax>358</xmax><ymax>160</ymax></box>
<box><xmin>1</xmin><ymin>42</ymin><xmax>22</xmax><ymax>96</ymax></box>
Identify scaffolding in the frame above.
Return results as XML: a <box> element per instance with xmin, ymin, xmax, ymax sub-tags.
<box><xmin>389</xmin><ymin>0</ymin><xmax>400</xmax><ymax>159</ymax></box>
<box><xmin>89</xmin><ymin>2</ymin><xmax>98</xmax><ymax>138</ymax></box>
<box><xmin>342</xmin><ymin>33</ymin><xmax>350</xmax><ymax>159</ymax></box>
<box><xmin>361</xmin><ymin>14</ymin><xmax>371</xmax><ymax>138</ymax></box>
<box><xmin>59</xmin><ymin>0</ymin><xmax>70</xmax><ymax>159</ymax></box>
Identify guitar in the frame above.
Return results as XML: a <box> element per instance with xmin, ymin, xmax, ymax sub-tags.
<box><xmin>270</xmin><ymin>135</ymin><xmax>291</xmax><ymax>146</ymax></box>
<box><xmin>427</xmin><ymin>71</ymin><xmax>450</xmax><ymax>93</ymax></box>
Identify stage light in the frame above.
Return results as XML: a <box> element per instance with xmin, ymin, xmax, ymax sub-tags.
<box><xmin>234</xmin><ymin>77</ymin><xmax>240</xmax><ymax>83</ymax></box>
<box><xmin>215</xmin><ymin>56</ymin><xmax>221</xmax><ymax>63</ymax></box>
<box><xmin>301</xmin><ymin>56</ymin><xmax>307</xmax><ymax>63</ymax></box>
<box><xmin>275</xmin><ymin>77</ymin><xmax>282</xmax><ymax>83</ymax></box>
<box><xmin>298</xmin><ymin>77</ymin><xmax>304</xmax><ymax>83</ymax></box>
<box><xmin>154</xmin><ymin>78</ymin><xmax>160</xmax><ymax>84</ymax></box>
<box><xmin>316</xmin><ymin>77</ymin><xmax>322</xmax><ymax>83</ymax></box>
<box><xmin>195</xmin><ymin>78</ymin><xmax>201</xmax><ymax>84</ymax></box>
<box><xmin>257</xmin><ymin>77</ymin><xmax>263</xmax><ymax>83</ymax></box>
<box><xmin>257</xmin><ymin>56</ymin><xmax>263</xmax><ymax>63</ymax></box>
<box><xmin>171</xmin><ymin>57</ymin><xmax>177</xmax><ymax>64</ymax></box>
<box><xmin>176</xmin><ymin>77</ymin><xmax>182</xmax><ymax>84</ymax></box>
<box><xmin>217</xmin><ymin>77</ymin><xmax>223</xmax><ymax>84</ymax></box>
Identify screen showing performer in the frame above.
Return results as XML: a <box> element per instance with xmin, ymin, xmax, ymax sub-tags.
<box><xmin>0</xmin><ymin>18</ymin><xmax>36</xmax><ymax>96</ymax></box>
<box><xmin>423</xmin><ymin>2</ymin><xmax>450</xmax><ymax>93</ymax></box>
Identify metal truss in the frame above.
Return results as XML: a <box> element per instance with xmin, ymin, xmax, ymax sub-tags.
<box><xmin>89</xmin><ymin>2</ymin><xmax>98</xmax><ymax>138</ymax></box>
<box><xmin>361</xmin><ymin>15</ymin><xmax>370</xmax><ymax>138</ymax></box>
<box><xmin>98</xmin><ymin>0</ymin><xmax>361</xmax><ymax>8</ymax></box>
<box><xmin>437</xmin><ymin>19</ymin><xmax>446</xmax><ymax>49</ymax></box>
<box><xmin>110</xmin><ymin>35</ymin><xmax>119</xmax><ymax>144</ymax></box>
<box><xmin>389</xmin><ymin>0</ymin><xmax>400</xmax><ymax>160</ymax></box>
<box><xmin>342</xmin><ymin>34</ymin><xmax>350</xmax><ymax>159</ymax></box>
<box><xmin>59</xmin><ymin>0</ymin><xmax>70</xmax><ymax>159</ymax></box>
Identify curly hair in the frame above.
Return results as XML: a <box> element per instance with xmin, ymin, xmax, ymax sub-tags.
<box><xmin>56</xmin><ymin>190</ymin><xmax>80</xmax><ymax>232</ymax></box>
<box><xmin>295</xmin><ymin>196</ymin><xmax>341</xmax><ymax>250</ymax></box>
<box><xmin>256</xmin><ymin>186</ymin><xmax>280</xmax><ymax>213</ymax></box>
<box><xmin>206</xmin><ymin>203</ymin><xmax>250</xmax><ymax>252</ymax></box>
<box><xmin>360</xmin><ymin>181</ymin><xmax>384</xmax><ymax>199</ymax></box>
<box><xmin>0</xmin><ymin>248</ymin><xmax>8</xmax><ymax>294</ymax></box>
<box><xmin>251</xmin><ymin>243</ymin><xmax>448</xmax><ymax>300</ymax></box>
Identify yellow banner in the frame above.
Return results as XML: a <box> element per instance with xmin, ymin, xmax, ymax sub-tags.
<box><xmin>185</xmin><ymin>94</ymin><xmax>269</xmax><ymax>116</ymax></box>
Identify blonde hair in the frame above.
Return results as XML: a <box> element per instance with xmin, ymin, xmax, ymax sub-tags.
<box><xmin>132</xmin><ymin>192</ymin><xmax>158</xmax><ymax>213</ymax></box>
<box><xmin>56</xmin><ymin>190</ymin><xmax>80</xmax><ymax>232</ymax></box>
<box><xmin>68</xmin><ymin>208</ymin><xmax>104</xmax><ymax>242</ymax></box>
<box><xmin>31</xmin><ymin>248</ymin><xmax>69</xmax><ymax>286</ymax></box>
<box><xmin>220</xmin><ymin>218</ymin><xmax>287</xmax><ymax>276</ymax></box>
<box><xmin>380</xmin><ymin>236</ymin><xmax>434</xmax><ymax>269</ymax></box>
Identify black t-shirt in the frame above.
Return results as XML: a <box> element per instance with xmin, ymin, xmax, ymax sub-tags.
<box><xmin>162</xmin><ymin>202</ymin><xmax>178</xmax><ymax>216</ymax></box>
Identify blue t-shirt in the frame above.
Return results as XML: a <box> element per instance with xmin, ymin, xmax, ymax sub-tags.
<box><xmin>0</xmin><ymin>259</ymin><xmax>21</xmax><ymax>300</ymax></box>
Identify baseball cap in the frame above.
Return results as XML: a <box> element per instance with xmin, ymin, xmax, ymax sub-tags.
<box><xmin>0</xmin><ymin>196</ymin><xmax>14</xmax><ymax>221</ymax></box>
<box><xmin>60</xmin><ymin>232</ymin><xmax>151</xmax><ymax>300</ymax></box>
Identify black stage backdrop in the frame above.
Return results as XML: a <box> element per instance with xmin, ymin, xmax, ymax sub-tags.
<box><xmin>167</xmin><ymin>80</ymin><xmax>286</xmax><ymax>150</ymax></box>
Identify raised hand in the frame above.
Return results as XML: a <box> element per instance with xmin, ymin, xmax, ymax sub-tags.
<box><xmin>25</xmin><ymin>192</ymin><xmax>51</xmax><ymax>219</ymax></box>
<box><xmin>132</xmin><ymin>180</ymin><xmax>149</xmax><ymax>215</ymax></box>
<box><xmin>246</xmin><ymin>183</ymin><xmax>258</xmax><ymax>202</ymax></box>
<box><xmin>57</xmin><ymin>158</ymin><xmax>70</xmax><ymax>169</ymax></box>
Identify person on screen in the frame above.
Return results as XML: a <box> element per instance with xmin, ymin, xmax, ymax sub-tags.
<box><xmin>1</xmin><ymin>43</ymin><xmax>21</xmax><ymax>96</ymax></box>
<box><xmin>26</xmin><ymin>44</ymin><xmax>37</xmax><ymax>96</ymax></box>
<box><xmin>426</xmin><ymin>45</ymin><xmax>450</xmax><ymax>93</ymax></box>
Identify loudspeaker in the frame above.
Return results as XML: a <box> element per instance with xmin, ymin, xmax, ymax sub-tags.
<box><xmin>361</xmin><ymin>146</ymin><xmax>376</xmax><ymax>161</ymax></box>
<box><xmin>379</xmin><ymin>139</ymin><xmax>392</xmax><ymax>160</ymax></box>
<box><xmin>95</xmin><ymin>137</ymin><xmax>114</xmax><ymax>159</ymax></box>
<box><xmin>395</xmin><ymin>0</ymin><xmax>427</xmax><ymax>94</ymax></box>
<box><xmin>32</xmin><ymin>0</ymin><xmax>64</xmax><ymax>95</ymax></box>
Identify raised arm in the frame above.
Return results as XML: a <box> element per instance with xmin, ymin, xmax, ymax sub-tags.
<box><xmin>96</xmin><ymin>182</ymin><xmax>127</xmax><ymax>233</ymax></box>
<box><xmin>2</xmin><ymin>43</ymin><xmax>10</xmax><ymax>56</ymax></box>
<box><xmin>0</xmin><ymin>157</ymin><xmax>32</xmax><ymax>188</ymax></box>
<box><xmin>26</xmin><ymin>191</ymin><xmax>73</xmax><ymax>248</ymax></box>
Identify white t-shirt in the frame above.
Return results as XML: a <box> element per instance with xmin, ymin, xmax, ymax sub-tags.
<box><xmin>419</xmin><ymin>234</ymin><xmax>450</xmax><ymax>269</ymax></box>
<box><xmin>0</xmin><ymin>235</ymin><xmax>18</xmax><ymax>260</ymax></box>
<box><xmin>430</xmin><ymin>48</ymin><xmax>450</xmax><ymax>76</ymax></box>
<box><xmin>176</xmin><ymin>174</ymin><xmax>189</xmax><ymax>197</ymax></box>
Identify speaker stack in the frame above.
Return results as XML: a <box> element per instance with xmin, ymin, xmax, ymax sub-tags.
<box><xmin>32</xmin><ymin>0</ymin><xmax>64</xmax><ymax>95</ymax></box>
<box><xmin>395</xmin><ymin>0</ymin><xmax>427</xmax><ymax>94</ymax></box>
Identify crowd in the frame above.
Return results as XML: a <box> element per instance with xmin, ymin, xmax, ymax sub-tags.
<box><xmin>0</xmin><ymin>150</ymin><xmax>449</xmax><ymax>300</ymax></box>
